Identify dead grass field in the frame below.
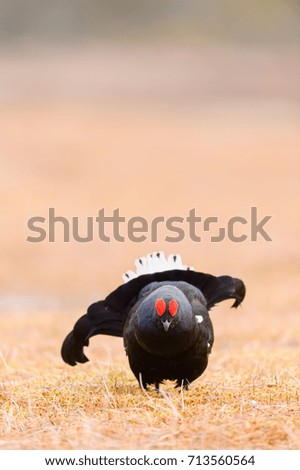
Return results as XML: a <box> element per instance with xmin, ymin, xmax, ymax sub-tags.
<box><xmin>0</xmin><ymin>44</ymin><xmax>299</xmax><ymax>450</ymax></box>
<box><xmin>1</xmin><ymin>303</ymin><xmax>300</xmax><ymax>450</ymax></box>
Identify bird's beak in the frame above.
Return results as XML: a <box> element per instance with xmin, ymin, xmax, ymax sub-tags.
<box><xmin>162</xmin><ymin>320</ymin><xmax>171</xmax><ymax>332</ymax></box>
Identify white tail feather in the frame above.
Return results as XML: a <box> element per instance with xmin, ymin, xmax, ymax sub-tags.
<box><xmin>122</xmin><ymin>251</ymin><xmax>194</xmax><ymax>283</ymax></box>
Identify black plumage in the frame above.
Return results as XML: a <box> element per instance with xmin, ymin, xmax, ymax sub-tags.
<box><xmin>61</xmin><ymin>253</ymin><xmax>245</xmax><ymax>390</ymax></box>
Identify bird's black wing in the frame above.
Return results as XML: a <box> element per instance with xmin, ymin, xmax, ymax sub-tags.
<box><xmin>194</xmin><ymin>274</ymin><xmax>246</xmax><ymax>310</ymax></box>
<box><xmin>61</xmin><ymin>270</ymin><xmax>245</xmax><ymax>366</ymax></box>
<box><xmin>105</xmin><ymin>270</ymin><xmax>246</xmax><ymax>312</ymax></box>
<box><xmin>61</xmin><ymin>300</ymin><xmax>125</xmax><ymax>366</ymax></box>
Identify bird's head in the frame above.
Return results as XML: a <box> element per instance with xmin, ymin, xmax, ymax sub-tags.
<box><xmin>154</xmin><ymin>297</ymin><xmax>179</xmax><ymax>332</ymax></box>
<box><xmin>134</xmin><ymin>285</ymin><xmax>197</xmax><ymax>356</ymax></box>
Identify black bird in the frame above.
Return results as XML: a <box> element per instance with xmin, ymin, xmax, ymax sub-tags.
<box><xmin>61</xmin><ymin>252</ymin><xmax>245</xmax><ymax>390</ymax></box>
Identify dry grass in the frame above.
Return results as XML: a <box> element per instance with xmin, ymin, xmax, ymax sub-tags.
<box><xmin>0</xmin><ymin>306</ymin><xmax>299</xmax><ymax>450</ymax></box>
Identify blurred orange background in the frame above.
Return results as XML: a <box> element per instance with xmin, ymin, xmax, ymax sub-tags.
<box><xmin>0</xmin><ymin>0</ymin><xmax>299</xmax><ymax>320</ymax></box>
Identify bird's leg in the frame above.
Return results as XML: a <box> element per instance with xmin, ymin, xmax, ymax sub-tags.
<box><xmin>179</xmin><ymin>378</ymin><xmax>190</xmax><ymax>391</ymax></box>
<box><xmin>138</xmin><ymin>372</ymin><xmax>148</xmax><ymax>391</ymax></box>
<box><xmin>154</xmin><ymin>382</ymin><xmax>160</xmax><ymax>392</ymax></box>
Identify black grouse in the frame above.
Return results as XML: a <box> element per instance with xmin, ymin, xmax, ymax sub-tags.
<box><xmin>61</xmin><ymin>252</ymin><xmax>245</xmax><ymax>390</ymax></box>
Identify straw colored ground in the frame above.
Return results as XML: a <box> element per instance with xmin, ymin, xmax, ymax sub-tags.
<box><xmin>1</xmin><ymin>299</ymin><xmax>300</xmax><ymax>450</ymax></box>
<box><xmin>1</xmin><ymin>275</ymin><xmax>300</xmax><ymax>451</ymax></box>
<box><xmin>0</xmin><ymin>44</ymin><xmax>299</xmax><ymax>449</ymax></box>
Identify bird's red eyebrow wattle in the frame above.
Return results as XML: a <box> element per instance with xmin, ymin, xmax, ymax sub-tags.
<box><xmin>155</xmin><ymin>298</ymin><xmax>166</xmax><ymax>316</ymax></box>
<box><xmin>168</xmin><ymin>299</ymin><xmax>178</xmax><ymax>317</ymax></box>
